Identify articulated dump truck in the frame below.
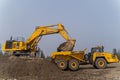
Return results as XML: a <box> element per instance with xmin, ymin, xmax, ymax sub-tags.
<box><xmin>51</xmin><ymin>46</ymin><xmax>119</xmax><ymax>71</ymax></box>
<box><xmin>2</xmin><ymin>23</ymin><xmax>119</xmax><ymax>71</ymax></box>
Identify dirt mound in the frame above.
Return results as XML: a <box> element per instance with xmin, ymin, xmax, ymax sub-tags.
<box><xmin>2</xmin><ymin>57</ymin><xmax>62</xmax><ymax>80</ymax></box>
<box><xmin>0</xmin><ymin>56</ymin><xmax>64</xmax><ymax>80</ymax></box>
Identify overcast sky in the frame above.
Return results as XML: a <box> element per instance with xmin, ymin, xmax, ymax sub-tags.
<box><xmin>0</xmin><ymin>0</ymin><xmax>120</xmax><ymax>56</ymax></box>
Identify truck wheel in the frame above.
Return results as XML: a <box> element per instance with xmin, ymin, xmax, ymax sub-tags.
<box><xmin>69</xmin><ymin>59</ymin><xmax>79</xmax><ymax>71</ymax></box>
<box><xmin>57</xmin><ymin>60</ymin><xmax>67</xmax><ymax>70</ymax></box>
<box><xmin>95</xmin><ymin>58</ymin><xmax>107</xmax><ymax>69</ymax></box>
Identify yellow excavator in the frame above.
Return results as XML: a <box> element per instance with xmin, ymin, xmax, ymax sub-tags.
<box><xmin>2</xmin><ymin>23</ymin><xmax>75</xmax><ymax>56</ymax></box>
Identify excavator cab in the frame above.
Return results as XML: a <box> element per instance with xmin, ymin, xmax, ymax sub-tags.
<box><xmin>5</xmin><ymin>40</ymin><xmax>16</xmax><ymax>49</ymax></box>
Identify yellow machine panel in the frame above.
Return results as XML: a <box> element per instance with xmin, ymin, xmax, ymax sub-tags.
<box><xmin>92</xmin><ymin>52</ymin><xmax>119</xmax><ymax>63</ymax></box>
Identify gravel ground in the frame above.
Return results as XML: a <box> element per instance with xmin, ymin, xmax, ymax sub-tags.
<box><xmin>0</xmin><ymin>55</ymin><xmax>119</xmax><ymax>80</ymax></box>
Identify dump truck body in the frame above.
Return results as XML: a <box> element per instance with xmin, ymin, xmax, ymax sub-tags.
<box><xmin>51</xmin><ymin>49</ymin><xmax>86</xmax><ymax>71</ymax></box>
<box><xmin>51</xmin><ymin>50</ymin><xmax>85</xmax><ymax>62</ymax></box>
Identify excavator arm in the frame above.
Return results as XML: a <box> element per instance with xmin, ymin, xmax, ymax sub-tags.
<box><xmin>26</xmin><ymin>23</ymin><xmax>75</xmax><ymax>51</ymax></box>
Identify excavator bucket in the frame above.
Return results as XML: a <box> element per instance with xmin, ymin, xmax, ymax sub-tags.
<box><xmin>57</xmin><ymin>40</ymin><xmax>76</xmax><ymax>51</ymax></box>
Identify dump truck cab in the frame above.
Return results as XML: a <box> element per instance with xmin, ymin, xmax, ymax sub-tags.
<box><xmin>91</xmin><ymin>46</ymin><xmax>104</xmax><ymax>53</ymax></box>
<box><xmin>88</xmin><ymin>46</ymin><xmax>119</xmax><ymax>69</ymax></box>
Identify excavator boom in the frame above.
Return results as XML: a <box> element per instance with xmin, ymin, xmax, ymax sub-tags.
<box><xmin>26</xmin><ymin>23</ymin><xmax>75</xmax><ymax>51</ymax></box>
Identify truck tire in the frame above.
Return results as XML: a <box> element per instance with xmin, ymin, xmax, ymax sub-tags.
<box><xmin>57</xmin><ymin>60</ymin><xmax>67</xmax><ymax>70</ymax></box>
<box><xmin>69</xmin><ymin>59</ymin><xmax>79</xmax><ymax>71</ymax></box>
<box><xmin>95</xmin><ymin>58</ymin><xmax>107</xmax><ymax>69</ymax></box>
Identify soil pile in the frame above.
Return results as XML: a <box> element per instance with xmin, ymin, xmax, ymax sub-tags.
<box><xmin>2</xmin><ymin>56</ymin><xmax>62</xmax><ymax>80</ymax></box>
<box><xmin>57</xmin><ymin>40</ymin><xmax>75</xmax><ymax>51</ymax></box>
